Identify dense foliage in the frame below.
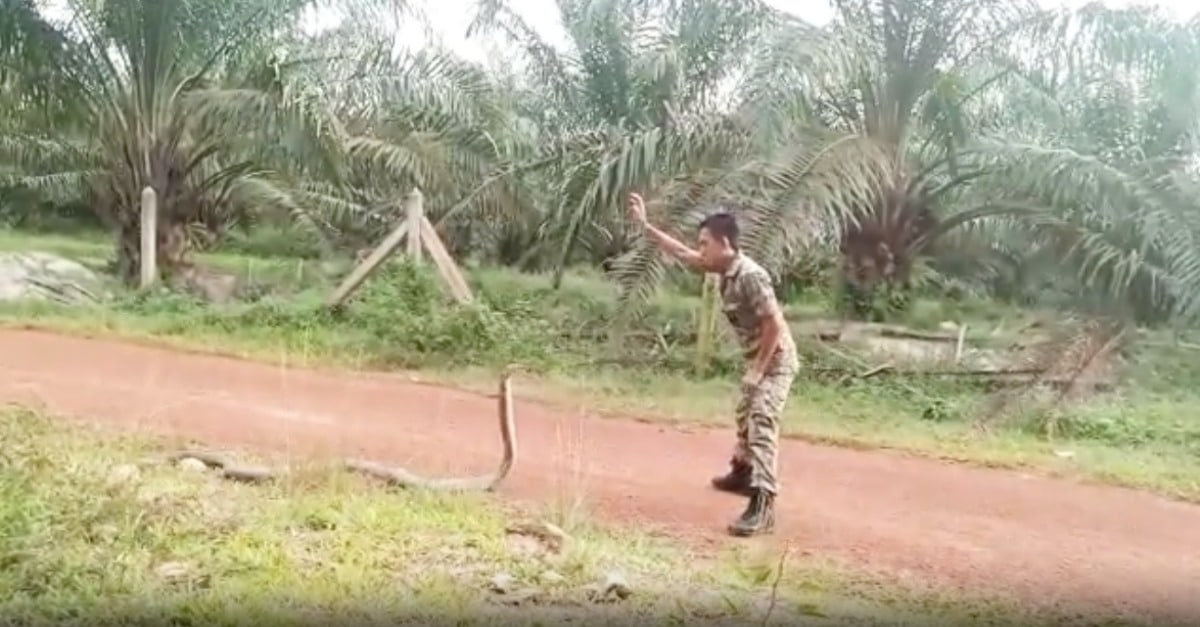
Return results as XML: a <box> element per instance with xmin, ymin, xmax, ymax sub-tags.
<box><xmin>2</xmin><ymin>0</ymin><xmax>1200</xmax><ymax>327</ymax></box>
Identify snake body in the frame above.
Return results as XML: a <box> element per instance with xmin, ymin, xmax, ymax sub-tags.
<box><xmin>170</xmin><ymin>367</ymin><xmax>519</xmax><ymax>492</ymax></box>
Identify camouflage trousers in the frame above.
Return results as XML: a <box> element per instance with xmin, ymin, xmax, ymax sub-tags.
<box><xmin>733</xmin><ymin>368</ymin><xmax>795</xmax><ymax>496</ymax></box>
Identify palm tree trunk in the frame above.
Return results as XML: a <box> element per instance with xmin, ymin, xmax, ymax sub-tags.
<box><xmin>113</xmin><ymin>218</ymin><xmax>187</xmax><ymax>286</ymax></box>
<box><xmin>113</xmin><ymin>223</ymin><xmax>142</xmax><ymax>285</ymax></box>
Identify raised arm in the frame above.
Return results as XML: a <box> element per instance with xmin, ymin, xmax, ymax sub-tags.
<box><xmin>627</xmin><ymin>192</ymin><xmax>703</xmax><ymax>270</ymax></box>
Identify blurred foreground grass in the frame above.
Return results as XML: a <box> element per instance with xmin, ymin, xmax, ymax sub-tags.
<box><xmin>0</xmin><ymin>405</ymin><xmax>1080</xmax><ymax>626</ymax></box>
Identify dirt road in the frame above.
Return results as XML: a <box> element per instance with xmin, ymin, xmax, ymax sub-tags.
<box><xmin>1</xmin><ymin>329</ymin><xmax>1197</xmax><ymax>622</ymax></box>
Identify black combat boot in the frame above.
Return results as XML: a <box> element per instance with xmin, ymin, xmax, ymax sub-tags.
<box><xmin>727</xmin><ymin>489</ymin><xmax>775</xmax><ymax>537</ymax></box>
<box><xmin>710</xmin><ymin>458</ymin><xmax>754</xmax><ymax>496</ymax></box>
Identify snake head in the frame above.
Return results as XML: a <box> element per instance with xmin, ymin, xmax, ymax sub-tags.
<box><xmin>501</xmin><ymin>363</ymin><xmax>528</xmax><ymax>379</ymax></box>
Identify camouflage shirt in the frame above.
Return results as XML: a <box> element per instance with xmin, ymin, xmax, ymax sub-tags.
<box><xmin>719</xmin><ymin>254</ymin><xmax>799</xmax><ymax>373</ymax></box>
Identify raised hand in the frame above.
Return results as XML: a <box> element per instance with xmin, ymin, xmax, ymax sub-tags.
<box><xmin>627</xmin><ymin>192</ymin><xmax>647</xmax><ymax>227</ymax></box>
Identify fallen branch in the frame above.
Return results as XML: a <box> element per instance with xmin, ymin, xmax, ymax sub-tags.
<box><xmin>833</xmin><ymin>362</ymin><xmax>894</xmax><ymax>386</ymax></box>
<box><xmin>168</xmin><ymin>366</ymin><xmax>519</xmax><ymax>492</ymax></box>
<box><xmin>791</xmin><ymin>321</ymin><xmax>962</xmax><ymax>343</ymax></box>
<box><xmin>877</xmin><ymin>326</ymin><xmax>961</xmax><ymax>342</ymax></box>
<box><xmin>809</xmin><ymin>366</ymin><xmax>1113</xmax><ymax>391</ymax></box>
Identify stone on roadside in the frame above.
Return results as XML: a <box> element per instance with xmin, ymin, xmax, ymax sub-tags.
<box><xmin>0</xmin><ymin>251</ymin><xmax>106</xmax><ymax>305</ymax></box>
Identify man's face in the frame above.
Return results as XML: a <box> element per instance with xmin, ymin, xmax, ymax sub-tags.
<box><xmin>696</xmin><ymin>227</ymin><xmax>733</xmax><ymax>272</ymax></box>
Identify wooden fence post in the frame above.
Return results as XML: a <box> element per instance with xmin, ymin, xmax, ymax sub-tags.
<box><xmin>325</xmin><ymin>222</ymin><xmax>410</xmax><ymax>309</ymax></box>
<box><xmin>419</xmin><ymin>214</ymin><xmax>473</xmax><ymax>303</ymax></box>
<box><xmin>140</xmin><ymin>186</ymin><xmax>157</xmax><ymax>288</ymax></box>
<box><xmin>325</xmin><ymin>186</ymin><xmax>476</xmax><ymax>309</ymax></box>
<box><xmin>405</xmin><ymin>188</ymin><xmax>423</xmax><ymax>262</ymax></box>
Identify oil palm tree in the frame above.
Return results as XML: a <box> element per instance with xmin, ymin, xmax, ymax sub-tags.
<box><xmin>723</xmin><ymin>0</ymin><xmax>1053</xmax><ymax>319</ymax></box>
<box><xmin>938</xmin><ymin>4</ymin><xmax>1200</xmax><ymax>325</ymax></box>
<box><xmin>464</xmin><ymin>0</ymin><xmax>783</xmax><ymax>286</ymax></box>
<box><xmin>0</xmin><ymin>0</ymin><xmax>410</xmax><ymax>284</ymax></box>
<box><xmin>324</xmin><ymin>43</ymin><xmax>536</xmax><ymax>260</ymax></box>
<box><xmin>661</xmin><ymin>0</ymin><xmax>1200</xmax><ymax>327</ymax></box>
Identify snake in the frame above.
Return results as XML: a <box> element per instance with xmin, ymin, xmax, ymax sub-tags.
<box><xmin>168</xmin><ymin>365</ymin><xmax>519</xmax><ymax>492</ymax></box>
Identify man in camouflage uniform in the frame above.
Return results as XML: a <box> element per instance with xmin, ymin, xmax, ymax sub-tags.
<box><xmin>628</xmin><ymin>193</ymin><xmax>798</xmax><ymax>537</ymax></box>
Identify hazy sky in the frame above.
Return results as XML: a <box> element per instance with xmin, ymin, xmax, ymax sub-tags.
<box><xmin>401</xmin><ymin>0</ymin><xmax>1196</xmax><ymax>64</ymax></box>
<box><xmin>39</xmin><ymin>0</ymin><xmax>1197</xmax><ymax>63</ymax></box>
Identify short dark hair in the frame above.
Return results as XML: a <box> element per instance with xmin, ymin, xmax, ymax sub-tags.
<box><xmin>698</xmin><ymin>211</ymin><xmax>740</xmax><ymax>250</ymax></box>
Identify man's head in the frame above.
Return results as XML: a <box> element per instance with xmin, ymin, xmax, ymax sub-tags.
<box><xmin>696</xmin><ymin>211</ymin><xmax>740</xmax><ymax>273</ymax></box>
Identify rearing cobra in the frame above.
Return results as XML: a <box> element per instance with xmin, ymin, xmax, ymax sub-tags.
<box><xmin>168</xmin><ymin>365</ymin><xmax>520</xmax><ymax>492</ymax></box>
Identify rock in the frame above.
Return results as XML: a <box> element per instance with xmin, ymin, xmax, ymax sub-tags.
<box><xmin>588</xmin><ymin>571</ymin><xmax>632</xmax><ymax>602</ymax></box>
<box><xmin>106</xmin><ymin>463</ymin><xmax>141</xmax><ymax>486</ymax></box>
<box><xmin>177</xmin><ymin>457</ymin><xmax>209</xmax><ymax>473</ymax></box>
<box><xmin>89</xmin><ymin>523</ymin><xmax>121</xmax><ymax>543</ymax></box>
<box><xmin>169</xmin><ymin>264</ymin><xmax>239</xmax><ymax>304</ymax></box>
<box><xmin>505</xmin><ymin>520</ymin><xmax>571</xmax><ymax>555</ymax></box>
<box><xmin>155</xmin><ymin>560</ymin><xmax>210</xmax><ymax>588</ymax></box>
<box><xmin>504</xmin><ymin>532</ymin><xmax>544</xmax><ymax>558</ymax></box>
<box><xmin>221</xmin><ymin>465</ymin><xmax>274</xmax><ymax>483</ymax></box>
<box><xmin>539</xmin><ymin>570</ymin><xmax>565</xmax><ymax>585</ymax></box>
<box><xmin>497</xmin><ymin>587</ymin><xmax>542</xmax><ymax>606</ymax></box>
<box><xmin>0</xmin><ymin>251</ymin><xmax>105</xmax><ymax>305</ymax></box>
<box><xmin>489</xmin><ymin>572</ymin><xmax>514</xmax><ymax>594</ymax></box>
<box><xmin>153</xmin><ymin>560</ymin><xmax>193</xmax><ymax>583</ymax></box>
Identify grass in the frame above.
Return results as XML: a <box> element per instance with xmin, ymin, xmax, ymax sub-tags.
<box><xmin>1</xmin><ymin>229</ymin><xmax>1199</xmax><ymax>505</ymax></box>
<box><xmin>0</xmin><ymin>405</ymin><xmax>1080</xmax><ymax>626</ymax></box>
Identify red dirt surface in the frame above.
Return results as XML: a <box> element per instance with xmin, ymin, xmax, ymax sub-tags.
<box><xmin>2</xmin><ymin>329</ymin><xmax>1198</xmax><ymax>622</ymax></box>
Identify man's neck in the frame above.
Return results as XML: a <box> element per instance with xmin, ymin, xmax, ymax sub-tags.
<box><xmin>717</xmin><ymin>251</ymin><xmax>741</xmax><ymax>276</ymax></box>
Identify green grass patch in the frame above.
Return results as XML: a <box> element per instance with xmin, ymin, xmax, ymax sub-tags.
<box><xmin>2</xmin><ymin>230</ymin><xmax>1199</xmax><ymax>505</ymax></box>
<box><xmin>0</xmin><ymin>405</ymin><xmax>1076</xmax><ymax>626</ymax></box>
